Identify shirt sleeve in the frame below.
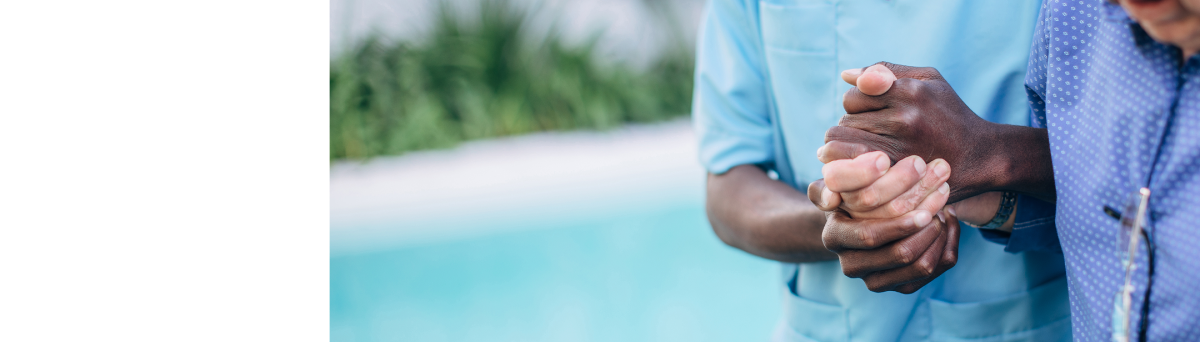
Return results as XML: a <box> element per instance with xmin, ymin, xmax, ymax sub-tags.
<box><xmin>978</xmin><ymin>4</ymin><xmax>1062</xmax><ymax>254</ymax></box>
<box><xmin>978</xmin><ymin>195</ymin><xmax>1062</xmax><ymax>253</ymax></box>
<box><xmin>691</xmin><ymin>0</ymin><xmax>774</xmax><ymax>175</ymax></box>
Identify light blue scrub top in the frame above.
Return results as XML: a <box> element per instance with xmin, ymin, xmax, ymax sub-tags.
<box><xmin>692</xmin><ymin>1</ymin><xmax>1071</xmax><ymax>341</ymax></box>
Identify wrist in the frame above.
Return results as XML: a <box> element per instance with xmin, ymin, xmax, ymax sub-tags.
<box><xmin>997</xmin><ymin>201</ymin><xmax>1017</xmax><ymax>233</ymax></box>
<box><xmin>948</xmin><ymin>120</ymin><xmax>1006</xmax><ymax>203</ymax></box>
<box><xmin>985</xmin><ymin>124</ymin><xmax>1056</xmax><ymax>202</ymax></box>
<box><xmin>961</xmin><ymin>191</ymin><xmax>1018</xmax><ymax>231</ymax></box>
<box><xmin>953</xmin><ymin>191</ymin><xmax>1003</xmax><ymax>225</ymax></box>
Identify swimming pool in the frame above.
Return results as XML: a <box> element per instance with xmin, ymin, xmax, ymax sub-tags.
<box><xmin>330</xmin><ymin>123</ymin><xmax>783</xmax><ymax>341</ymax></box>
<box><xmin>331</xmin><ymin>200</ymin><xmax>782</xmax><ymax>341</ymax></box>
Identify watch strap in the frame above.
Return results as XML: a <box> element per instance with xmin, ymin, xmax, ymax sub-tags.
<box><xmin>963</xmin><ymin>191</ymin><xmax>1018</xmax><ymax>230</ymax></box>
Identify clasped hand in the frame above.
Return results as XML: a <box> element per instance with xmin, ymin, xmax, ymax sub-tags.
<box><xmin>808</xmin><ymin>64</ymin><xmax>968</xmax><ymax>294</ymax></box>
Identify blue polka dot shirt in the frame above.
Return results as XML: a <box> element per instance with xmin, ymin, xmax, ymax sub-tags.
<box><xmin>1023</xmin><ymin>0</ymin><xmax>1200</xmax><ymax>340</ymax></box>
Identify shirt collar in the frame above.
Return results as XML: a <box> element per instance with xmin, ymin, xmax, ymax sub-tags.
<box><xmin>1090</xmin><ymin>3</ymin><xmax>1200</xmax><ymax>67</ymax></box>
<box><xmin>1102</xmin><ymin>1</ymin><xmax>1135</xmax><ymax>24</ymax></box>
<box><xmin>1102</xmin><ymin>2</ymin><xmax>1162</xmax><ymax>49</ymax></box>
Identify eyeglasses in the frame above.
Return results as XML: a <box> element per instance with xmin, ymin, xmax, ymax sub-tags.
<box><xmin>1111</xmin><ymin>187</ymin><xmax>1150</xmax><ymax>342</ymax></box>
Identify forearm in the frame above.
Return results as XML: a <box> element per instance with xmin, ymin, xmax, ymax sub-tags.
<box><xmin>956</xmin><ymin>124</ymin><xmax>1056</xmax><ymax>203</ymax></box>
<box><xmin>706</xmin><ymin>165</ymin><xmax>837</xmax><ymax>263</ymax></box>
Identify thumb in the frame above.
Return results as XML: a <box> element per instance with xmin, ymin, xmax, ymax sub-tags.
<box><xmin>856</xmin><ymin>64</ymin><xmax>896</xmax><ymax>96</ymax></box>
<box><xmin>840</xmin><ymin>68</ymin><xmax>863</xmax><ymax>86</ymax></box>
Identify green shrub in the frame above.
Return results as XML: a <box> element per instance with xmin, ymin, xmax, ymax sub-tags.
<box><xmin>330</xmin><ymin>0</ymin><xmax>695</xmax><ymax>160</ymax></box>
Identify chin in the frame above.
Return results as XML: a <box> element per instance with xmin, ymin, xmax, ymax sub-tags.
<box><xmin>1142</xmin><ymin>21</ymin><xmax>1200</xmax><ymax>51</ymax></box>
<box><xmin>1122</xmin><ymin>0</ymin><xmax>1200</xmax><ymax>44</ymax></box>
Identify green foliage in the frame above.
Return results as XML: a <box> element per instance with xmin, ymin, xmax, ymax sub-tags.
<box><xmin>330</xmin><ymin>0</ymin><xmax>695</xmax><ymax>160</ymax></box>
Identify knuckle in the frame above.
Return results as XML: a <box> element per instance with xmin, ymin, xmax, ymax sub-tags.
<box><xmin>856</xmin><ymin>227</ymin><xmax>877</xmax><ymax>248</ymax></box>
<box><xmin>882</xmin><ymin>201</ymin><xmax>902</xmax><ymax>218</ymax></box>
<box><xmin>943</xmin><ymin>253</ymin><xmax>959</xmax><ymax>268</ymax></box>
<box><xmin>824</xmin><ymin>178</ymin><xmax>840</xmax><ymax>192</ymax></box>
<box><xmin>821</xmin><ymin>225</ymin><xmax>837</xmax><ymax>247</ymax></box>
<box><xmin>897</xmin><ymin>112</ymin><xmax>918</xmax><ymax>129</ymax></box>
<box><xmin>921</xmin><ymin>178</ymin><xmax>943</xmax><ymax>195</ymax></box>
<box><xmin>907</xmin><ymin>192</ymin><xmax>924</xmax><ymax>211</ymax></box>
<box><xmin>923</xmin><ymin>67</ymin><xmax>944</xmax><ymax>79</ymax></box>
<box><xmin>889</xmin><ymin>195</ymin><xmax>917</xmax><ymax>216</ymax></box>
<box><xmin>823</xmin><ymin>222</ymin><xmax>849</xmax><ymax>252</ymax></box>
<box><xmin>916</xmin><ymin>259</ymin><xmax>936</xmax><ymax>277</ymax></box>
<box><xmin>851</xmin><ymin>144</ymin><xmax>868</xmax><ymax>157</ymax></box>
<box><xmin>895</xmin><ymin>244</ymin><xmax>917</xmax><ymax>265</ymax></box>
<box><xmin>910</xmin><ymin>80</ymin><xmax>930</xmax><ymax>95</ymax></box>
<box><xmin>893</xmin><ymin>79</ymin><xmax>922</xmax><ymax>98</ymax></box>
<box><xmin>857</xmin><ymin>189</ymin><xmax>880</xmax><ymax>209</ymax></box>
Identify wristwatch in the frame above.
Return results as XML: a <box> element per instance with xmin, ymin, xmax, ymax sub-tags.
<box><xmin>963</xmin><ymin>191</ymin><xmax>1018</xmax><ymax>230</ymax></box>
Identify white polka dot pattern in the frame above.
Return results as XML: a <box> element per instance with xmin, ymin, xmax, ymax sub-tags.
<box><xmin>1025</xmin><ymin>1</ymin><xmax>1200</xmax><ymax>341</ymax></box>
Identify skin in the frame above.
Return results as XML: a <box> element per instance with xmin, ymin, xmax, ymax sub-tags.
<box><xmin>1116</xmin><ymin>0</ymin><xmax>1200</xmax><ymax>59</ymax></box>
<box><xmin>709</xmin><ymin>1</ymin><xmax>1200</xmax><ymax>294</ymax></box>
<box><xmin>707</xmin><ymin>144</ymin><xmax>1009</xmax><ymax>294</ymax></box>
<box><xmin>806</xmin><ymin>1</ymin><xmax>1200</xmax><ymax>293</ymax></box>
<box><xmin>817</xmin><ymin>0</ymin><xmax>1200</xmax><ymax>235</ymax></box>
<box><xmin>815</xmin><ymin>147</ymin><xmax>1017</xmax><ymax>233</ymax></box>
<box><xmin>709</xmin><ymin>62</ymin><xmax>1038</xmax><ymax>295</ymax></box>
<box><xmin>706</xmin><ymin>165</ymin><xmax>836</xmax><ymax>263</ymax></box>
<box><xmin>826</xmin><ymin>65</ymin><xmax>1018</xmax><ymax>233</ymax></box>
<box><xmin>808</xmin><ymin>64</ymin><xmax>1024</xmax><ymax>292</ymax></box>
<box><xmin>707</xmin><ymin>62</ymin><xmax>1025</xmax><ymax>292</ymax></box>
<box><xmin>817</xmin><ymin>62</ymin><xmax>1057</xmax><ymax>205</ymax></box>
<box><xmin>810</xmin><ymin>150</ymin><xmax>960</xmax><ymax>293</ymax></box>
<box><xmin>706</xmin><ymin>161</ymin><xmax>966</xmax><ymax>293</ymax></box>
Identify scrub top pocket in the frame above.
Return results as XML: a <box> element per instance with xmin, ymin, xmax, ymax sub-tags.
<box><xmin>927</xmin><ymin>276</ymin><xmax>1072</xmax><ymax>342</ymax></box>
<box><xmin>759</xmin><ymin>0</ymin><xmax>835</xmax><ymax>54</ymax></box>
<box><xmin>773</xmin><ymin>289</ymin><xmax>849</xmax><ymax>342</ymax></box>
<box><xmin>758</xmin><ymin>0</ymin><xmax>839</xmax><ymax>185</ymax></box>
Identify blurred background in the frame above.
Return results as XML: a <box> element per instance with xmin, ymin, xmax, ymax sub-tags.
<box><xmin>330</xmin><ymin>0</ymin><xmax>783</xmax><ymax>340</ymax></box>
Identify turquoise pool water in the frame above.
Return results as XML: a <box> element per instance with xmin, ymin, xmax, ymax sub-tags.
<box><xmin>331</xmin><ymin>197</ymin><xmax>783</xmax><ymax>341</ymax></box>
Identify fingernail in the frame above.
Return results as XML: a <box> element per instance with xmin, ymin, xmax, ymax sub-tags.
<box><xmin>842</xmin><ymin>68</ymin><xmax>863</xmax><ymax>77</ymax></box>
<box><xmin>911</xmin><ymin>210</ymin><xmax>932</xmax><ymax>227</ymax></box>
<box><xmin>938</xmin><ymin>182</ymin><xmax>949</xmax><ymax>194</ymax></box>
<box><xmin>947</xmin><ymin>206</ymin><xmax>957</xmax><ymax>217</ymax></box>
<box><xmin>936</xmin><ymin>211</ymin><xmax>946</xmax><ymax>223</ymax></box>
<box><xmin>933</xmin><ymin>160</ymin><xmax>950</xmax><ymax>178</ymax></box>
<box><xmin>912</xmin><ymin>156</ymin><xmax>926</xmax><ymax>176</ymax></box>
<box><xmin>816</xmin><ymin>144</ymin><xmax>827</xmax><ymax>160</ymax></box>
<box><xmin>875</xmin><ymin>154</ymin><xmax>889</xmax><ymax>173</ymax></box>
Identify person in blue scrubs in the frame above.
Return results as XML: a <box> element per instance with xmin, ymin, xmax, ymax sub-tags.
<box><xmin>816</xmin><ymin>0</ymin><xmax>1200</xmax><ymax>340</ymax></box>
<box><xmin>692</xmin><ymin>0</ymin><xmax>1071</xmax><ymax>340</ymax></box>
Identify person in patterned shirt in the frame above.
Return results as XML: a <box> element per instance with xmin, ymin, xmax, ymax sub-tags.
<box><xmin>812</xmin><ymin>0</ymin><xmax>1200</xmax><ymax>340</ymax></box>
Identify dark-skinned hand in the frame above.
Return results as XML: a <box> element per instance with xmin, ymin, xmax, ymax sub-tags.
<box><xmin>807</xmin><ymin>149</ymin><xmax>959</xmax><ymax>293</ymax></box>
<box><xmin>804</xmin><ymin>64</ymin><xmax>969</xmax><ymax>293</ymax></box>
<box><xmin>824</xmin><ymin>62</ymin><xmax>1000</xmax><ymax>203</ymax></box>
